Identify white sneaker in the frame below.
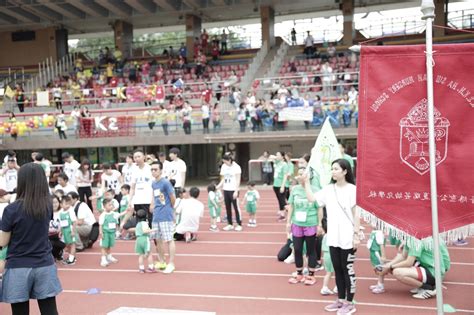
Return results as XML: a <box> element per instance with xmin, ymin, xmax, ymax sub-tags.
<box><xmin>163</xmin><ymin>263</ymin><xmax>175</xmax><ymax>274</ymax></box>
<box><xmin>412</xmin><ymin>288</ymin><xmax>436</xmax><ymax>299</ymax></box>
<box><xmin>284</xmin><ymin>253</ymin><xmax>295</xmax><ymax>264</ymax></box>
<box><xmin>410</xmin><ymin>287</ymin><xmax>421</xmax><ymax>294</ymax></box>
<box><xmin>320</xmin><ymin>287</ymin><xmax>335</xmax><ymax>295</ymax></box>
<box><xmin>223</xmin><ymin>225</ymin><xmax>234</xmax><ymax>231</ymax></box>
<box><xmin>100</xmin><ymin>260</ymin><xmax>109</xmax><ymax>267</ymax></box>
<box><xmin>369</xmin><ymin>284</ymin><xmax>380</xmax><ymax>290</ymax></box>
<box><xmin>333</xmin><ymin>286</ymin><xmax>338</xmax><ymax>294</ymax></box>
<box><xmin>234</xmin><ymin>225</ymin><xmax>243</xmax><ymax>231</ymax></box>
<box><xmin>107</xmin><ymin>256</ymin><xmax>118</xmax><ymax>263</ymax></box>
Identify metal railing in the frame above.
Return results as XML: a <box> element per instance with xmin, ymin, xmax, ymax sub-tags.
<box><xmin>239</xmin><ymin>42</ymin><xmax>268</xmax><ymax>92</ymax></box>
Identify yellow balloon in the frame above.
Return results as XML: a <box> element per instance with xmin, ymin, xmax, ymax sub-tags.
<box><xmin>0</xmin><ymin>127</ymin><xmax>4</xmax><ymax>134</ymax></box>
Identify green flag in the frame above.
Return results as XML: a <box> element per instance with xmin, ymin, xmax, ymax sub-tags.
<box><xmin>309</xmin><ymin>118</ymin><xmax>342</xmax><ymax>187</ymax></box>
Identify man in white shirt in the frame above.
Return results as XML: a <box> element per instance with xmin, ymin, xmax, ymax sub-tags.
<box><xmin>125</xmin><ymin>150</ymin><xmax>153</xmax><ymax>227</ymax></box>
<box><xmin>68</xmin><ymin>192</ymin><xmax>96</xmax><ymax>251</ymax></box>
<box><xmin>168</xmin><ymin>147</ymin><xmax>187</xmax><ymax>194</ymax></box>
<box><xmin>322</xmin><ymin>62</ymin><xmax>334</xmax><ymax>98</ymax></box>
<box><xmin>54</xmin><ymin>173</ymin><xmax>78</xmax><ymax>195</ymax></box>
<box><xmin>158</xmin><ymin>152</ymin><xmax>171</xmax><ymax>179</ymax></box>
<box><xmin>101</xmin><ymin>163</ymin><xmax>123</xmax><ymax>197</ymax></box>
<box><xmin>62</xmin><ymin>152</ymin><xmax>80</xmax><ymax>187</ymax></box>
<box><xmin>304</xmin><ymin>31</ymin><xmax>314</xmax><ymax>58</ymax></box>
<box><xmin>121</xmin><ymin>154</ymin><xmax>135</xmax><ymax>186</ymax></box>
<box><xmin>175</xmin><ymin>187</ymin><xmax>204</xmax><ymax>242</ymax></box>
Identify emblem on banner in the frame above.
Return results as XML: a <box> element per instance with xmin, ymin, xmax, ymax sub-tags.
<box><xmin>399</xmin><ymin>98</ymin><xmax>450</xmax><ymax>175</ymax></box>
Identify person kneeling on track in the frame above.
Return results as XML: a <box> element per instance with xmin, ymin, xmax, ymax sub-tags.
<box><xmin>378</xmin><ymin>238</ymin><xmax>450</xmax><ymax>299</ymax></box>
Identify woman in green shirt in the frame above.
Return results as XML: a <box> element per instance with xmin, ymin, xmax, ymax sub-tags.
<box><xmin>286</xmin><ymin>167</ymin><xmax>320</xmax><ymax>286</ymax></box>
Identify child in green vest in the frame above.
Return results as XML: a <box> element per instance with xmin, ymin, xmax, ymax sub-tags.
<box><xmin>59</xmin><ymin>195</ymin><xmax>77</xmax><ymax>265</ymax></box>
<box><xmin>135</xmin><ymin>209</ymin><xmax>157</xmax><ymax>273</ymax></box>
<box><xmin>367</xmin><ymin>230</ymin><xmax>386</xmax><ymax>294</ymax></box>
<box><xmin>207</xmin><ymin>183</ymin><xmax>219</xmax><ymax>232</ymax></box>
<box><xmin>99</xmin><ymin>198</ymin><xmax>129</xmax><ymax>267</ymax></box>
<box><xmin>244</xmin><ymin>181</ymin><xmax>260</xmax><ymax>227</ymax></box>
<box><xmin>90</xmin><ymin>185</ymin><xmax>104</xmax><ymax>213</ymax></box>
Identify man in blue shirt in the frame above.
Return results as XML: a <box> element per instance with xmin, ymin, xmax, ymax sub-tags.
<box><xmin>150</xmin><ymin>161</ymin><xmax>176</xmax><ymax>274</ymax></box>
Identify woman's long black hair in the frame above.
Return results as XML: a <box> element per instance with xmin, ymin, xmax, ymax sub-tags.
<box><xmin>16</xmin><ymin>163</ymin><xmax>52</xmax><ymax>219</ymax></box>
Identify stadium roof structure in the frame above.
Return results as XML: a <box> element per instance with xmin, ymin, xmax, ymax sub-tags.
<box><xmin>0</xmin><ymin>0</ymin><xmax>430</xmax><ymax>34</ymax></box>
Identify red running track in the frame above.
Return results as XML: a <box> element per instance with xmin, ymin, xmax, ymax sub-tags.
<box><xmin>1</xmin><ymin>189</ymin><xmax>473</xmax><ymax>314</ymax></box>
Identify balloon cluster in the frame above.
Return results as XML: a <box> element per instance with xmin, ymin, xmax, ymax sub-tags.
<box><xmin>0</xmin><ymin>114</ymin><xmax>55</xmax><ymax>137</ymax></box>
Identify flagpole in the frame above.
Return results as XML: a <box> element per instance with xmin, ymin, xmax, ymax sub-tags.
<box><xmin>421</xmin><ymin>1</ymin><xmax>444</xmax><ymax>314</ymax></box>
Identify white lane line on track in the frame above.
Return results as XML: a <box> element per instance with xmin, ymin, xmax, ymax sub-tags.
<box><xmin>57</xmin><ymin>268</ymin><xmax>474</xmax><ymax>286</ymax></box>
<box><xmin>61</xmin><ymin>289</ymin><xmax>474</xmax><ymax>313</ymax></box>
<box><xmin>75</xmin><ymin>252</ymin><xmax>474</xmax><ymax>266</ymax></box>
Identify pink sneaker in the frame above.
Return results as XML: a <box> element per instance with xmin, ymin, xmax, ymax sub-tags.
<box><xmin>337</xmin><ymin>302</ymin><xmax>356</xmax><ymax>315</ymax></box>
<box><xmin>325</xmin><ymin>300</ymin><xmax>343</xmax><ymax>312</ymax></box>
<box><xmin>288</xmin><ymin>274</ymin><xmax>305</xmax><ymax>284</ymax></box>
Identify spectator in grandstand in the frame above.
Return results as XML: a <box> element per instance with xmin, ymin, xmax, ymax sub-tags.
<box><xmin>217</xmin><ymin>153</ymin><xmax>242</xmax><ymax>231</ymax></box>
<box><xmin>378</xmin><ymin>239</ymin><xmax>450</xmax><ymax>300</ymax></box>
<box><xmin>7</xmin><ymin>112</ymin><xmax>17</xmax><ymax>140</ymax></box>
<box><xmin>201</xmin><ymin>29</ymin><xmax>209</xmax><ymax>54</ymax></box>
<box><xmin>175</xmin><ymin>187</ymin><xmax>204</xmax><ymax>242</ymax></box>
<box><xmin>221</xmin><ymin>30</ymin><xmax>228</xmax><ymax>54</ymax></box>
<box><xmin>322</xmin><ymin>61</ymin><xmax>334</xmax><ymax>98</ymax></box>
<box><xmin>62</xmin><ymin>152</ymin><xmax>81</xmax><ymax>187</ymax></box>
<box><xmin>54</xmin><ymin>110</ymin><xmax>68</xmax><ymax>140</ymax></box>
<box><xmin>212</xmin><ymin>102</ymin><xmax>222</xmax><ymax>133</ymax></box>
<box><xmin>52</xmin><ymin>83</ymin><xmax>63</xmax><ymax>110</ymax></box>
<box><xmin>75</xmin><ymin>159</ymin><xmax>93</xmax><ymax>210</ymax></box>
<box><xmin>80</xmin><ymin>106</ymin><xmax>91</xmax><ymax>118</ymax></box>
<box><xmin>68</xmin><ymin>192</ymin><xmax>96</xmax><ymax>252</ymax></box>
<box><xmin>212</xmin><ymin>34</ymin><xmax>220</xmax><ymax>49</ymax></box>
<box><xmin>113</xmin><ymin>46</ymin><xmax>122</xmax><ymax>65</ymax></box>
<box><xmin>201</xmin><ymin>102</ymin><xmax>211</xmax><ymax>134</ymax></box>
<box><xmin>291</xmin><ymin>28</ymin><xmax>297</xmax><ymax>46</ymax></box>
<box><xmin>14</xmin><ymin>84</ymin><xmax>25</xmax><ymax>113</ymax></box>
<box><xmin>179</xmin><ymin>43</ymin><xmax>187</xmax><ymax>61</ymax></box>
<box><xmin>237</xmin><ymin>104</ymin><xmax>247</xmax><ymax>132</ymax></box>
<box><xmin>145</xmin><ymin>109</ymin><xmax>156</xmax><ymax>134</ymax></box>
<box><xmin>0</xmin><ymin>163</ymin><xmax>62</xmax><ymax>314</ymax></box>
<box><xmin>157</xmin><ymin>105</ymin><xmax>169</xmax><ymax>136</ymax></box>
<box><xmin>304</xmin><ymin>31</ymin><xmax>314</xmax><ymax>59</ymax></box>
<box><xmin>180</xmin><ymin>102</ymin><xmax>193</xmax><ymax>135</ymax></box>
<box><xmin>70</xmin><ymin>106</ymin><xmax>81</xmax><ymax>137</ymax></box>
<box><xmin>327</xmin><ymin>43</ymin><xmax>337</xmax><ymax>58</ymax></box>
<box><xmin>303</xmin><ymin>159</ymin><xmax>359</xmax><ymax>314</ymax></box>
<box><xmin>141</xmin><ymin>60</ymin><xmax>151</xmax><ymax>84</ymax></box>
<box><xmin>70</xmin><ymin>80</ymin><xmax>81</xmax><ymax>105</ymax></box>
<box><xmin>211</xmin><ymin>43</ymin><xmax>220</xmax><ymax>62</ymax></box>
<box><xmin>348</xmin><ymin>86</ymin><xmax>358</xmax><ymax>104</ymax></box>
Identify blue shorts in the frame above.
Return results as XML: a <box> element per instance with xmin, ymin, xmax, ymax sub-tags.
<box><xmin>1</xmin><ymin>264</ymin><xmax>62</xmax><ymax>303</ymax></box>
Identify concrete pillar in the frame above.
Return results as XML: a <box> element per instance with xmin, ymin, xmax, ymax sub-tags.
<box><xmin>185</xmin><ymin>14</ymin><xmax>201</xmax><ymax>61</ymax></box>
<box><xmin>434</xmin><ymin>0</ymin><xmax>446</xmax><ymax>37</ymax></box>
<box><xmin>342</xmin><ymin>0</ymin><xmax>355</xmax><ymax>46</ymax></box>
<box><xmin>55</xmin><ymin>28</ymin><xmax>69</xmax><ymax>60</ymax></box>
<box><xmin>260</xmin><ymin>5</ymin><xmax>275</xmax><ymax>48</ymax></box>
<box><xmin>114</xmin><ymin>20</ymin><xmax>133</xmax><ymax>59</ymax></box>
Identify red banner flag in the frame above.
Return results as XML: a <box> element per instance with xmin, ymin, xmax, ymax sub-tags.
<box><xmin>357</xmin><ymin>44</ymin><xmax>474</xmax><ymax>241</ymax></box>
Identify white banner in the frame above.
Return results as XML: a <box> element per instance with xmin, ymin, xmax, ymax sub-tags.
<box><xmin>278</xmin><ymin>106</ymin><xmax>313</xmax><ymax>121</ymax></box>
<box><xmin>36</xmin><ymin>91</ymin><xmax>50</xmax><ymax>107</ymax></box>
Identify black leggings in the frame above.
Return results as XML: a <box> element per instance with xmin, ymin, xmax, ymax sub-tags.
<box><xmin>78</xmin><ymin>186</ymin><xmax>93</xmax><ymax>210</ymax></box>
<box><xmin>12</xmin><ymin>297</ymin><xmax>58</xmax><ymax>315</ymax></box>
<box><xmin>330</xmin><ymin>246</ymin><xmax>356</xmax><ymax>302</ymax></box>
<box><xmin>273</xmin><ymin>186</ymin><xmax>287</xmax><ymax>211</ymax></box>
<box><xmin>224</xmin><ymin>190</ymin><xmax>241</xmax><ymax>226</ymax></box>
<box><xmin>315</xmin><ymin>235</ymin><xmax>323</xmax><ymax>262</ymax></box>
<box><xmin>293</xmin><ymin>234</ymin><xmax>317</xmax><ymax>269</ymax></box>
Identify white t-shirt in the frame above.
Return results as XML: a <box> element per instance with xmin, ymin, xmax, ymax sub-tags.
<box><xmin>64</xmin><ymin>160</ymin><xmax>80</xmax><ymax>186</ymax></box>
<box><xmin>315</xmin><ymin>183</ymin><xmax>357</xmax><ymax>250</ymax></box>
<box><xmin>121</xmin><ymin>163</ymin><xmax>135</xmax><ymax>185</ymax></box>
<box><xmin>220</xmin><ymin>162</ymin><xmax>242</xmax><ymax>191</ymax></box>
<box><xmin>73</xmin><ymin>201</ymin><xmax>96</xmax><ymax>226</ymax></box>
<box><xmin>75</xmin><ymin>170</ymin><xmax>92</xmax><ymax>188</ymax></box>
<box><xmin>131</xmin><ymin>164</ymin><xmax>153</xmax><ymax>205</ymax></box>
<box><xmin>4</xmin><ymin>168</ymin><xmax>18</xmax><ymax>192</ymax></box>
<box><xmin>101</xmin><ymin>170</ymin><xmax>122</xmax><ymax>195</ymax></box>
<box><xmin>54</xmin><ymin>183</ymin><xmax>78</xmax><ymax>195</ymax></box>
<box><xmin>162</xmin><ymin>160</ymin><xmax>172</xmax><ymax>179</ymax></box>
<box><xmin>201</xmin><ymin>105</ymin><xmax>210</xmax><ymax>119</ymax></box>
<box><xmin>175</xmin><ymin>198</ymin><xmax>204</xmax><ymax>234</ymax></box>
<box><xmin>169</xmin><ymin>159</ymin><xmax>187</xmax><ymax>188</ymax></box>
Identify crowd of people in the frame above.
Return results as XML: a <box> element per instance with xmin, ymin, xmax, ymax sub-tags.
<box><xmin>0</xmin><ymin>140</ymin><xmax>460</xmax><ymax>314</ymax></box>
